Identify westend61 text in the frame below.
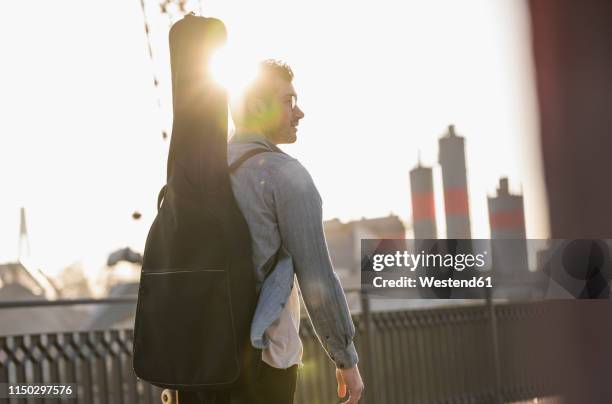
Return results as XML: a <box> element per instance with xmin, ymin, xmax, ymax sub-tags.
<box><xmin>372</xmin><ymin>276</ymin><xmax>493</xmax><ymax>288</ymax></box>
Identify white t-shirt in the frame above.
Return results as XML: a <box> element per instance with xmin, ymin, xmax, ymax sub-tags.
<box><xmin>261</xmin><ymin>278</ymin><xmax>303</xmax><ymax>368</ymax></box>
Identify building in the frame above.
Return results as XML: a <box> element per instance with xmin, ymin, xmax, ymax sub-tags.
<box><xmin>487</xmin><ymin>177</ymin><xmax>528</xmax><ymax>276</ymax></box>
<box><xmin>324</xmin><ymin>215</ymin><xmax>406</xmax><ymax>276</ymax></box>
<box><xmin>0</xmin><ymin>261</ymin><xmax>59</xmax><ymax>300</ymax></box>
<box><xmin>409</xmin><ymin>159</ymin><xmax>438</xmax><ymax>239</ymax></box>
<box><xmin>438</xmin><ymin>125</ymin><xmax>472</xmax><ymax>238</ymax></box>
<box><xmin>0</xmin><ymin>262</ymin><xmax>88</xmax><ymax>335</ymax></box>
<box><xmin>324</xmin><ymin>215</ymin><xmax>406</xmax><ymax>309</ymax></box>
<box><xmin>487</xmin><ymin>177</ymin><xmax>526</xmax><ymax>239</ymax></box>
<box><xmin>486</xmin><ymin>178</ymin><xmax>543</xmax><ymax>300</ymax></box>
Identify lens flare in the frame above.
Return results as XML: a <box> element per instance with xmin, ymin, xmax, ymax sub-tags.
<box><xmin>209</xmin><ymin>46</ymin><xmax>258</xmax><ymax>100</ymax></box>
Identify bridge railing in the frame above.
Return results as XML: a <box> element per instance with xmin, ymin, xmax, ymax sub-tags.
<box><xmin>0</xmin><ymin>296</ymin><xmax>568</xmax><ymax>403</ymax></box>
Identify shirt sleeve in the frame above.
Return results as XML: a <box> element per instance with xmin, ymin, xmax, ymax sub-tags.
<box><xmin>272</xmin><ymin>158</ymin><xmax>359</xmax><ymax>369</ymax></box>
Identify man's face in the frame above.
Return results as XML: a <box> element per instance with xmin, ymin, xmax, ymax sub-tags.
<box><xmin>262</xmin><ymin>77</ymin><xmax>305</xmax><ymax>144</ymax></box>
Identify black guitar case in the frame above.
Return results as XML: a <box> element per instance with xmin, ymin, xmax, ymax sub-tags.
<box><xmin>133</xmin><ymin>13</ymin><xmax>261</xmax><ymax>392</ymax></box>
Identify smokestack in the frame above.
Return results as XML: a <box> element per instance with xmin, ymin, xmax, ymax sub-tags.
<box><xmin>438</xmin><ymin>125</ymin><xmax>471</xmax><ymax>238</ymax></box>
<box><xmin>487</xmin><ymin>178</ymin><xmax>529</xmax><ymax>294</ymax></box>
<box><xmin>488</xmin><ymin>178</ymin><xmax>526</xmax><ymax>239</ymax></box>
<box><xmin>410</xmin><ymin>159</ymin><xmax>437</xmax><ymax>239</ymax></box>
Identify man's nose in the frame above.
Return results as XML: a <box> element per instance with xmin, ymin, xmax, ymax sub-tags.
<box><xmin>295</xmin><ymin>106</ymin><xmax>305</xmax><ymax>119</ymax></box>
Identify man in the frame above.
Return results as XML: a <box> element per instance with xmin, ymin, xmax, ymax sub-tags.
<box><xmin>227</xmin><ymin>59</ymin><xmax>364</xmax><ymax>403</ymax></box>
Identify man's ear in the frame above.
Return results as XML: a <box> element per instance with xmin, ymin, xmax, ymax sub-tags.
<box><xmin>246</xmin><ymin>98</ymin><xmax>266</xmax><ymax>117</ymax></box>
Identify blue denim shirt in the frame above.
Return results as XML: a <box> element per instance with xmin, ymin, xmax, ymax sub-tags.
<box><xmin>227</xmin><ymin>133</ymin><xmax>358</xmax><ymax>369</ymax></box>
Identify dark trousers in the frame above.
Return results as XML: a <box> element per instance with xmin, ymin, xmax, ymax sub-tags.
<box><xmin>177</xmin><ymin>362</ymin><xmax>298</xmax><ymax>404</ymax></box>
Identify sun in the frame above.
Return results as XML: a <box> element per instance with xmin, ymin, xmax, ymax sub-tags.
<box><xmin>209</xmin><ymin>45</ymin><xmax>258</xmax><ymax>101</ymax></box>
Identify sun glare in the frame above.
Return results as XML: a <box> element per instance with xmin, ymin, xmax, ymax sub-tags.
<box><xmin>209</xmin><ymin>45</ymin><xmax>258</xmax><ymax>101</ymax></box>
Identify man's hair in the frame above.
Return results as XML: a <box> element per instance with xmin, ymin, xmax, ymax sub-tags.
<box><xmin>231</xmin><ymin>59</ymin><xmax>294</xmax><ymax>126</ymax></box>
<box><xmin>257</xmin><ymin>59</ymin><xmax>294</xmax><ymax>83</ymax></box>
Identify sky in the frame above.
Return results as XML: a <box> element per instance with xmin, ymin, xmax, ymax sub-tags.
<box><xmin>0</xmin><ymin>0</ymin><xmax>549</xmax><ymax>278</ymax></box>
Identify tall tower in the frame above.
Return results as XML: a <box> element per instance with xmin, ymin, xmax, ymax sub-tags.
<box><xmin>488</xmin><ymin>177</ymin><xmax>526</xmax><ymax>239</ymax></box>
<box><xmin>409</xmin><ymin>157</ymin><xmax>437</xmax><ymax>239</ymax></box>
<box><xmin>438</xmin><ymin>125</ymin><xmax>471</xmax><ymax>238</ymax></box>
<box><xmin>18</xmin><ymin>207</ymin><xmax>31</xmax><ymax>259</ymax></box>
<box><xmin>488</xmin><ymin>178</ymin><xmax>530</xmax><ymax>296</ymax></box>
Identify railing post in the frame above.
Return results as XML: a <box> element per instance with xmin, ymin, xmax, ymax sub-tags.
<box><xmin>486</xmin><ymin>289</ymin><xmax>503</xmax><ymax>404</ymax></box>
<box><xmin>360</xmin><ymin>291</ymin><xmax>377</xmax><ymax>403</ymax></box>
<box><xmin>0</xmin><ymin>336</ymin><xmax>8</xmax><ymax>384</ymax></box>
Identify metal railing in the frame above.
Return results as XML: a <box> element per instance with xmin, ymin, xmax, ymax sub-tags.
<box><xmin>0</xmin><ymin>297</ymin><xmax>137</xmax><ymax>309</ymax></box>
<box><xmin>297</xmin><ymin>300</ymin><xmax>562</xmax><ymax>404</ymax></box>
<box><xmin>0</xmin><ymin>296</ymin><xmax>566</xmax><ymax>403</ymax></box>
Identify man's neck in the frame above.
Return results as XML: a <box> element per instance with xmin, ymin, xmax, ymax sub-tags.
<box><xmin>234</xmin><ymin>126</ymin><xmax>278</xmax><ymax>145</ymax></box>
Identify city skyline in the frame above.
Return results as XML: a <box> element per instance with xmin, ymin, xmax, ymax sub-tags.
<box><xmin>0</xmin><ymin>0</ymin><xmax>549</xmax><ymax>277</ymax></box>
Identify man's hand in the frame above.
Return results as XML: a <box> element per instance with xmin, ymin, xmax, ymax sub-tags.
<box><xmin>336</xmin><ymin>365</ymin><xmax>364</xmax><ymax>403</ymax></box>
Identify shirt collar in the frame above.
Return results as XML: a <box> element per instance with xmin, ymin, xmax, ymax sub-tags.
<box><xmin>229</xmin><ymin>132</ymin><xmax>284</xmax><ymax>153</ymax></box>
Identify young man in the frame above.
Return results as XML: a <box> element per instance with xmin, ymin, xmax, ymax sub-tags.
<box><xmin>227</xmin><ymin>59</ymin><xmax>364</xmax><ymax>403</ymax></box>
